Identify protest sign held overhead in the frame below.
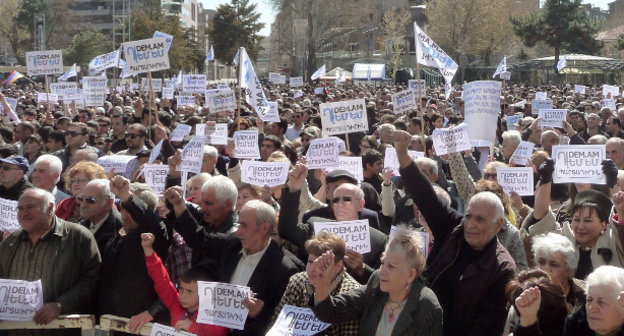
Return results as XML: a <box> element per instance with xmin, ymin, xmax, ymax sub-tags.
<box><xmin>552</xmin><ymin>145</ymin><xmax>606</xmax><ymax>184</ymax></box>
<box><xmin>0</xmin><ymin>198</ymin><xmax>19</xmax><ymax>233</ymax></box>
<box><xmin>182</xmin><ymin>75</ymin><xmax>207</xmax><ymax>93</ymax></box>
<box><xmin>142</xmin><ymin>164</ymin><xmax>168</xmax><ymax>195</ymax></box>
<box><xmin>535</xmin><ymin>92</ymin><xmax>547</xmax><ymax>100</ymax></box>
<box><xmin>153</xmin><ymin>31</ymin><xmax>174</xmax><ymax>51</ymax></box>
<box><xmin>178</xmin><ymin>136</ymin><xmax>206</xmax><ymax>174</ymax></box>
<box><xmin>463</xmin><ymin>80</ymin><xmax>502</xmax><ymax>145</ymax></box>
<box><xmin>26</xmin><ymin>50</ymin><xmax>63</xmax><ymax>76</ymax></box>
<box><xmin>496</xmin><ymin>167</ymin><xmax>534</xmax><ymax>196</ymax></box>
<box><xmin>603</xmin><ymin>85</ymin><xmax>620</xmax><ymax>97</ymax></box>
<box><xmin>50</xmin><ymin>82</ymin><xmax>78</xmax><ymax>99</ymax></box>
<box><xmin>122</xmin><ymin>37</ymin><xmax>170</xmax><ymax>75</ymax></box>
<box><xmin>506</xmin><ymin>114</ymin><xmax>523</xmax><ymax>131</ymax></box>
<box><xmin>384</xmin><ymin>147</ymin><xmax>424</xmax><ymax>176</ymax></box>
<box><xmin>233</xmin><ymin>130</ymin><xmax>260</xmax><ymax>159</ymax></box>
<box><xmin>205</xmin><ymin>89</ymin><xmax>236</xmax><ymax>114</ymax></box>
<box><xmin>0</xmin><ymin>279</ymin><xmax>43</xmax><ymax>321</ymax></box>
<box><xmin>314</xmin><ymin>219</ymin><xmax>371</xmax><ymax>253</ymax></box>
<box><xmin>266</xmin><ymin>305</ymin><xmax>331</xmax><ymax>336</ymax></box>
<box><xmin>97</xmin><ymin>155</ymin><xmax>137</xmax><ymax>178</ymax></box>
<box><xmin>162</xmin><ymin>87</ymin><xmax>174</xmax><ymax>99</ymax></box>
<box><xmin>170</xmin><ymin>124</ymin><xmax>192</xmax><ymax>142</ymax></box>
<box><xmin>431</xmin><ymin>124</ymin><xmax>471</xmax><ymax>155</ymax></box>
<box><xmin>37</xmin><ymin>93</ymin><xmax>59</xmax><ymax>104</ymax></box>
<box><xmin>197</xmin><ymin>282</ymin><xmax>252</xmax><ymax>330</ymax></box>
<box><xmin>290</xmin><ymin>77</ymin><xmax>304</xmax><ymax>87</ymax></box>
<box><xmin>531</xmin><ymin>99</ymin><xmax>554</xmax><ymax>115</ymax></box>
<box><xmin>603</xmin><ymin>99</ymin><xmax>616</xmax><ymax>110</ymax></box>
<box><xmin>257</xmin><ymin>101</ymin><xmax>280</xmax><ymax>122</ymax></box>
<box><xmin>575</xmin><ymin>85</ymin><xmax>586</xmax><ymax>94</ymax></box>
<box><xmin>196</xmin><ymin>123</ymin><xmax>228</xmax><ymax>145</ymax></box>
<box><xmin>391</xmin><ymin>90</ymin><xmax>418</xmax><ymax>115</ymax></box>
<box><xmin>408</xmin><ymin>79</ymin><xmax>426</xmax><ymax>97</ymax></box>
<box><xmin>241</xmin><ymin>161</ymin><xmax>290</xmax><ymax>187</ymax></box>
<box><xmin>306</xmin><ymin>137</ymin><xmax>339</xmax><ymax>169</ymax></box>
<box><xmin>326</xmin><ymin>156</ymin><xmax>364</xmax><ymax>181</ymax></box>
<box><xmin>509</xmin><ymin>141</ymin><xmax>535</xmax><ymax>166</ymax></box>
<box><xmin>177</xmin><ymin>96</ymin><xmax>196</xmax><ymax>107</ymax></box>
<box><xmin>140</xmin><ymin>78</ymin><xmax>163</xmax><ymax>92</ymax></box>
<box><xmin>538</xmin><ymin>109</ymin><xmax>567</xmax><ymax>128</ymax></box>
<box><xmin>320</xmin><ymin>99</ymin><xmax>368</xmax><ymax>135</ymax></box>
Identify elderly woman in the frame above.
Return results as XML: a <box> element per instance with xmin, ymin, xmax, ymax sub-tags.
<box><xmin>564</xmin><ymin>266</ymin><xmax>624</xmax><ymax>335</ymax></box>
<box><xmin>186</xmin><ymin>173</ymin><xmax>212</xmax><ymax>205</ymax></box>
<box><xmin>308</xmin><ymin>227</ymin><xmax>443</xmax><ymax>336</ymax></box>
<box><xmin>56</xmin><ymin>161</ymin><xmax>107</xmax><ymax>222</ymax></box>
<box><xmin>270</xmin><ymin>232</ymin><xmax>361</xmax><ymax>336</ymax></box>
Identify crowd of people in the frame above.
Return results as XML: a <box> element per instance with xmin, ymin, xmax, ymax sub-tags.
<box><xmin>2</xmin><ymin>79</ymin><xmax>624</xmax><ymax>336</ymax></box>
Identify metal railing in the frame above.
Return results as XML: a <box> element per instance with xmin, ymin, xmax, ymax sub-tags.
<box><xmin>0</xmin><ymin>314</ymin><xmax>156</xmax><ymax>336</ymax></box>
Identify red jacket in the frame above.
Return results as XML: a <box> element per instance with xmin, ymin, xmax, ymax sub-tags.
<box><xmin>145</xmin><ymin>253</ymin><xmax>228</xmax><ymax>336</ymax></box>
<box><xmin>56</xmin><ymin>196</ymin><xmax>76</xmax><ymax>220</ymax></box>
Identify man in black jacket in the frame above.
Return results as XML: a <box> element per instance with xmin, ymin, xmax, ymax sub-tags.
<box><xmin>0</xmin><ymin>155</ymin><xmax>32</xmax><ymax>200</ymax></box>
<box><xmin>78</xmin><ymin>179</ymin><xmax>122</xmax><ymax>254</ymax></box>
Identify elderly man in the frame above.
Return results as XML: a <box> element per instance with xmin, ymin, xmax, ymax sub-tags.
<box><xmin>116</xmin><ymin>123</ymin><xmax>149</xmax><ymax>156</ymax></box>
<box><xmin>31</xmin><ymin>155</ymin><xmax>70</xmax><ymax>204</ymax></box>
<box><xmin>607</xmin><ymin>137</ymin><xmax>624</xmax><ymax>169</ymax></box>
<box><xmin>0</xmin><ymin>155</ymin><xmax>32</xmax><ymax>200</ymax></box>
<box><xmin>164</xmin><ymin>187</ymin><xmax>299</xmax><ymax>336</ymax></box>
<box><xmin>501</xmin><ymin>130</ymin><xmax>521</xmax><ymax>163</ymax></box>
<box><xmin>79</xmin><ymin>179</ymin><xmax>122</xmax><ymax>253</ymax></box>
<box><xmin>0</xmin><ymin>188</ymin><xmax>101</xmax><ymax>334</ymax></box>
<box><xmin>394</xmin><ymin>130</ymin><xmax>516</xmax><ymax>336</ymax></box>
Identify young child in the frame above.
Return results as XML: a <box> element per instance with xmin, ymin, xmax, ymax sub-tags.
<box><xmin>141</xmin><ymin>233</ymin><xmax>228</xmax><ymax>336</ymax></box>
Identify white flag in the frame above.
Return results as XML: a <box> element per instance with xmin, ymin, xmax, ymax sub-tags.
<box><xmin>206</xmin><ymin>45</ymin><xmax>214</xmax><ymax>61</ymax></box>
<box><xmin>493</xmin><ymin>56</ymin><xmax>507</xmax><ymax>78</ymax></box>
<box><xmin>311</xmin><ymin>64</ymin><xmax>326</xmax><ymax>81</ymax></box>
<box><xmin>335</xmin><ymin>71</ymin><xmax>345</xmax><ymax>84</ymax></box>
<box><xmin>233</xmin><ymin>48</ymin><xmax>240</xmax><ymax>66</ymax></box>
<box><xmin>58</xmin><ymin>64</ymin><xmax>77</xmax><ymax>81</ymax></box>
<box><xmin>238</xmin><ymin>47</ymin><xmax>268</xmax><ymax>112</ymax></box>
<box><xmin>557</xmin><ymin>55</ymin><xmax>567</xmax><ymax>72</ymax></box>
<box><xmin>88</xmin><ymin>49</ymin><xmax>121</xmax><ymax>75</ymax></box>
<box><xmin>414</xmin><ymin>23</ymin><xmax>458</xmax><ymax>98</ymax></box>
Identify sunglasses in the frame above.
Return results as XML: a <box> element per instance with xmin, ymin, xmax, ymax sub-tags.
<box><xmin>125</xmin><ymin>133</ymin><xmax>144</xmax><ymax>139</ymax></box>
<box><xmin>331</xmin><ymin>196</ymin><xmax>354</xmax><ymax>204</ymax></box>
<box><xmin>65</xmin><ymin>131</ymin><xmax>84</xmax><ymax>137</ymax></box>
<box><xmin>76</xmin><ymin>195</ymin><xmax>98</xmax><ymax>204</ymax></box>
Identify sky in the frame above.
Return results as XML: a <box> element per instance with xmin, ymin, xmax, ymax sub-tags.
<box><xmin>202</xmin><ymin>0</ymin><xmax>613</xmax><ymax>37</ymax></box>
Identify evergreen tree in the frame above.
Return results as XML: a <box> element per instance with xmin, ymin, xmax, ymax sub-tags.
<box><xmin>63</xmin><ymin>30</ymin><xmax>113</xmax><ymax>69</ymax></box>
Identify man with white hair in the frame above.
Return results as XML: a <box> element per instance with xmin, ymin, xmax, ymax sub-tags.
<box><xmin>501</xmin><ymin>130</ymin><xmax>522</xmax><ymax>162</ymax></box>
<box><xmin>393</xmin><ymin>129</ymin><xmax>516</xmax><ymax>336</ymax></box>
<box><xmin>78</xmin><ymin>179</ymin><xmax>122</xmax><ymax>253</ymax></box>
<box><xmin>31</xmin><ymin>154</ymin><xmax>70</xmax><ymax>204</ymax></box>
<box><xmin>0</xmin><ymin>188</ymin><xmax>101</xmax><ymax>328</ymax></box>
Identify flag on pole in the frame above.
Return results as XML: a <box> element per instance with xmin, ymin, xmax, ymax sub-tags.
<box><xmin>557</xmin><ymin>55</ymin><xmax>567</xmax><ymax>72</ymax></box>
<box><xmin>58</xmin><ymin>64</ymin><xmax>77</xmax><ymax>81</ymax></box>
<box><xmin>175</xmin><ymin>70</ymin><xmax>182</xmax><ymax>86</ymax></box>
<box><xmin>310</xmin><ymin>64</ymin><xmax>326</xmax><ymax>81</ymax></box>
<box><xmin>233</xmin><ymin>48</ymin><xmax>240</xmax><ymax>66</ymax></box>
<box><xmin>493</xmin><ymin>56</ymin><xmax>507</xmax><ymax>78</ymax></box>
<box><xmin>238</xmin><ymin>47</ymin><xmax>268</xmax><ymax>112</ymax></box>
<box><xmin>414</xmin><ymin>23</ymin><xmax>458</xmax><ymax>99</ymax></box>
<box><xmin>206</xmin><ymin>45</ymin><xmax>214</xmax><ymax>61</ymax></box>
<box><xmin>335</xmin><ymin>71</ymin><xmax>345</xmax><ymax>84</ymax></box>
<box><xmin>1</xmin><ymin>71</ymin><xmax>25</xmax><ymax>86</ymax></box>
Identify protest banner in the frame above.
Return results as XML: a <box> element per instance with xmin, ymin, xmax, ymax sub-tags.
<box><xmin>509</xmin><ymin>141</ymin><xmax>535</xmax><ymax>166</ymax></box>
<box><xmin>149</xmin><ymin>140</ymin><xmax>164</xmax><ymax>164</ymax></box>
<box><xmin>122</xmin><ymin>37</ymin><xmax>170</xmax><ymax>75</ymax></box>
<box><xmin>320</xmin><ymin>99</ymin><xmax>368</xmax><ymax>136</ymax></box>
<box><xmin>538</xmin><ymin>109</ymin><xmax>567</xmax><ymax>128</ymax></box>
<box><xmin>257</xmin><ymin>101</ymin><xmax>280</xmax><ymax>122</ymax></box>
<box><xmin>506</xmin><ymin>114</ymin><xmax>523</xmax><ymax>131</ymax></box>
<box><xmin>205</xmin><ymin>90</ymin><xmax>236</xmax><ymax>114</ymax></box>
<box><xmin>50</xmin><ymin>82</ymin><xmax>78</xmax><ymax>100</ymax></box>
<box><xmin>499</xmin><ymin>71</ymin><xmax>511</xmax><ymax>80</ymax></box>
<box><xmin>233</xmin><ymin>131</ymin><xmax>260</xmax><ymax>159</ymax></box>
<box><xmin>162</xmin><ymin>87</ymin><xmax>174</xmax><ymax>100</ymax></box>
<box><xmin>0</xmin><ymin>198</ymin><xmax>19</xmax><ymax>233</ymax></box>
<box><xmin>195</xmin><ymin>123</ymin><xmax>228</xmax><ymax>145</ymax></box>
<box><xmin>530</xmin><ymin>99</ymin><xmax>553</xmax><ymax>115</ymax></box>
<box><xmin>326</xmin><ymin>156</ymin><xmax>364</xmax><ymax>181</ymax></box>
<box><xmin>25</xmin><ymin>50</ymin><xmax>63</xmax><ymax>76</ymax></box>
<box><xmin>83</xmin><ymin>76</ymin><xmax>108</xmax><ymax>107</ymax></box>
<box><xmin>241</xmin><ymin>161</ymin><xmax>290</xmax><ymax>187</ymax></box>
<box><xmin>170</xmin><ymin>124</ymin><xmax>192</xmax><ymax>142</ymax></box>
<box><xmin>182</xmin><ymin>75</ymin><xmax>207</xmax><ymax>93</ymax></box>
<box><xmin>140</xmin><ymin>78</ymin><xmax>163</xmax><ymax>92</ymax></box>
<box><xmin>197</xmin><ymin>282</ymin><xmax>251</xmax><ymax>330</ymax></box>
<box><xmin>36</xmin><ymin>93</ymin><xmax>59</xmax><ymax>104</ymax></box>
<box><xmin>153</xmin><ymin>31</ymin><xmax>173</xmax><ymax>51</ymax></box>
<box><xmin>149</xmin><ymin>323</ymin><xmax>195</xmax><ymax>336</ymax></box>
<box><xmin>391</xmin><ymin>90</ymin><xmax>418</xmax><ymax>115</ymax></box>
<box><xmin>176</xmin><ymin>96</ymin><xmax>196</xmax><ymax>107</ymax></box>
<box><xmin>0</xmin><ymin>97</ymin><xmax>20</xmax><ymax>123</ymax></box>
<box><xmin>408</xmin><ymin>79</ymin><xmax>426</xmax><ymax>97</ymax></box>
<box><xmin>603</xmin><ymin>85</ymin><xmax>620</xmax><ymax>97</ymax></box>
<box><xmin>290</xmin><ymin>77</ymin><xmax>303</xmax><ymax>87</ymax></box>
<box><xmin>269</xmin><ymin>72</ymin><xmax>281</xmax><ymax>83</ymax></box>
<box><xmin>575</xmin><ymin>85</ymin><xmax>586</xmax><ymax>94</ymax></box>
<box><xmin>496</xmin><ymin>167</ymin><xmax>534</xmax><ymax>196</ymax></box>
<box><xmin>603</xmin><ymin>99</ymin><xmax>617</xmax><ymax>110</ymax></box>
<box><xmin>63</xmin><ymin>90</ymin><xmax>85</xmax><ymax>109</ymax></box>
<box><xmin>384</xmin><ymin>147</ymin><xmax>424</xmax><ymax>176</ymax></box>
<box><xmin>314</xmin><ymin>88</ymin><xmax>324</xmax><ymax>95</ymax></box>
<box><xmin>97</xmin><ymin>155</ymin><xmax>137</xmax><ymax>178</ymax></box>
<box><xmin>142</xmin><ymin>164</ymin><xmax>168</xmax><ymax>195</ymax></box>
<box><xmin>178</xmin><ymin>136</ymin><xmax>206</xmax><ymax>174</ymax></box>
<box><xmin>414</xmin><ymin>23</ymin><xmax>457</xmax><ymax>98</ymax></box>
<box><xmin>88</xmin><ymin>50</ymin><xmax>120</xmax><ymax>74</ymax></box>
<box><xmin>463</xmin><ymin>81</ymin><xmax>502</xmax><ymax>144</ymax></box>
<box><xmin>266</xmin><ymin>305</ymin><xmax>331</xmax><ymax>336</ymax></box>
<box><xmin>306</xmin><ymin>137</ymin><xmax>339</xmax><ymax>169</ymax></box>
<box><xmin>313</xmin><ymin>220</ymin><xmax>371</xmax><ymax>253</ymax></box>
<box><xmin>552</xmin><ymin>145</ymin><xmax>606</xmax><ymax>184</ymax></box>
<box><xmin>0</xmin><ymin>279</ymin><xmax>43</xmax><ymax>321</ymax></box>
<box><xmin>535</xmin><ymin>92</ymin><xmax>547</xmax><ymax>100</ymax></box>
<box><xmin>431</xmin><ymin>124</ymin><xmax>471</xmax><ymax>155</ymax></box>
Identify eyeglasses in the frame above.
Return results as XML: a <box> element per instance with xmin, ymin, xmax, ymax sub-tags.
<box><xmin>483</xmin><ymin>173</ymin><xmax>497</xmax><ymax>180</ymax></box>
<box><xmin>125</xmin><ymin>133</ymin><xmax>144</xmax><ymax>139</ymax></box>
<box><xmin>0</xmin><ymin>164</ymin><xmax>21</xmax><ymax>171</ymax></box>
<box><xmin>331</xmin><ymin>196</ymin><xmax>354</xmax><ymax>204</ymax></box>
<box><xmin>70</xmin><ymin>178</ymin><xmax>88</xmax><ymax>184</ymax></box>
<box><xmin>65</xmin><ymin>131</ymin><xmax>85</xmax><ymax>137</ymax></box>
<box><xmin>76</xmin><ymin>195</ymin><xmax>98</xmax><ymax>204</ymax></box>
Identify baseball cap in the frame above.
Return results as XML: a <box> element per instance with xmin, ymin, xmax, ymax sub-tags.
<box><xmin>0</xmin><ymin>155</ymin><xmax>29</xmax><ymax>172</ymax></box>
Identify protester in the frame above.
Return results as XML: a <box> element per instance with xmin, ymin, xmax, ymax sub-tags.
<box><xmin>30</xmin><ymin>154</ymin><xmax>70</xmax><ymax>204</ymax></box>
<box><xmin>56</xmin><ymin>161</ymin><xmax>107</xmax><ymax>222</ymax></box>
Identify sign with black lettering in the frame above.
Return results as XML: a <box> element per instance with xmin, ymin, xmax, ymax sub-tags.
<box><xmin>241</xmin><ymin>161</ymin><xmax>290</xmax><ymax>187</ymax></box>
<box><xmin>320</xmin><ymin>99</ymin><xmax>368</xmax><ymax>135</ymax></box>
<box><xmin>197</xmin><ymin>282</ymin><xmax>251</xmax><ymax>330</ymax></box>
<box><xmin>552</xmin><ymin>145</ymin><xmax>606</xmax><ymax>184</ymax></box>
<box><xmin>143</xmin><ymin>164</ymin><xmax>168</xmax><ymax>195</ymax></box>
<box><xmin>431</xmin><ymin>124</ymin><xmax>471</xmax><ymax>155</ymax></box>
<box><xmin>178</xmin><ymin>136</ymin><xmax>205</xmax><ymax>174</ymax></box>
<box><xmin>266</xmin><ymin>305</ymin><xmax>330</xmax><ymax>336</ymax></box>
<box><xmin>0</xmin><ymin>279</ymin><xmax>43</xmax><ymax>321</ymax></box>
<box><xmin>0</xmin><ymin>198</ymin><xmax>19</xmax><ymax>233</ymax></box>
<box><xmin>233</xmin><ymin>131</ymin><xmax>260</xmax><ymax>159</ymax></box>
<box><xmin>496</xmin><ymin>167</ymin><xmax>534</xmax><ymax>196</ymax></box>
<box><xmin>313</xmin><ymin>219</ymin><xmax>371</xmax><ymax>253</ymax></box>
<box><xmin>306</xmin><ymin>137</ymin><xmax>339</xmax><ymax>169</ymax></box>
<box><xmin>509</xmin><ymin>141</ymin><xmax>535</xmax><ymax>166</ymax></box>
<box><xmin>538</xmin><ymin>109</ymin><xmax>567</xmax><ymax>128</ymax></box>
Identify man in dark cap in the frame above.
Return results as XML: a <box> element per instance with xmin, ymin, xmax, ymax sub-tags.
<box><xmin>0</xmin><ymin>155</ymin><xmax>33</xmax><ymax>200</ymax></box>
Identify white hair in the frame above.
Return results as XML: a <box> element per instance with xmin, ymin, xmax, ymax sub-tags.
<box><xmin>433</xmin><ymin>185</ymin><xmax>451</xmax><ymax>208</ymax></box>
<box><xmin>468</xmin><ymin>191</ymin><xmax>504</xmax><ymax>223</ymax></box>
<box><xmin>33</xmin><ymin>154</ymin><xmax>63</xmax><ymax>183</ymax></box>
<box><xmin>86</xmin><ymin>179</ymin><xmax>113</xmax><ymax>199</ymax></box>
<box><xmin>588</xmin><ymin>134</ymin><xmax>608</xmax><ymax>145</ymax></box>
<box><xmin>187</xmin><ymin>173</ymin><xmax>212</xmax><ymax>187</ymax></box>
<box><xmin>531</xmin><ymin>232</ymin><xmax>578</xmax><ymax>272</ymax></box>
<box><xmin>415</xmin><ymin>157</ymin><xmax>438</xmax><ymax>176</ymax></box>
<box><xmin>586</xmin><ymin>266</ymin><xmax>624</xmax><ymax>299</ymax></box>
<box><xmin>201</xmin><ymin>175</ymin><xmax>238</xmax><ymax>211</ymax></box>
<box><xmin>502</xmin><ymin>130</ymin><xmax>522</xmax><ymax>148</ymax></box>
<box><xmin>385</xmin><ymin>225</ymin><xmax>426</xmax><ymax>274</ymax></box>
<box><xmin>75</xmin><ymin>148</ymin><xmax>99</xmax><ymax>162</ymax></box>
<box><xmin>129</xmin><ymin>183</ymin><xmax>159</xmax><ymax>211</ymax></box>
<box><xmin>378</xmin><ymin>123</ymin><xmax>396</xmax><ymax>135</ymax></box>
<box><xmin>203</xmin><ymin>145</ymin><xmax>218</xmax><ymax>159</ymax></box>
<box><xmin>243</xmin><ymin>199</ymin><xmax>277</xmax><ymax>235</ymax></box>
<box><xmin>607</xmin><ymin>137</ymin><xmax>624</xmax><ymax>150</ymax></box>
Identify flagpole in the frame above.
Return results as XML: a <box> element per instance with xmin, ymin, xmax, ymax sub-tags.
<box><xmin>236</xmin><ymin>48</ymin><xmax>242</xmax><ymax>130</ymax></box>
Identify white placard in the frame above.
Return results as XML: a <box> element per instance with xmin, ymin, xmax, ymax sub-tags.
<box><xmin>575</xmin><ymin>85</ymin><xmax>586</xmax><ymax>94</ymax></box>
<box><xmin>0</xmin><ymin>279</ymin><xmax>43</xmax><ymax>321</ymax></box>
<box><xmin>64</xmin><ymin>90</ymin><xmax>85</xmax><ymax>108</ymax></box>
<box><xmin>97</xmin><ymin>155</ymin><xmax>137</xmax><ymax>178</ymax></box>
<box><xmin>36</xmin><ymin>93</ymin><xmax>59</xmax><ymax>104</ymax></box>
<box><xmin>506</xmin><ymin>114</ymin><xmax>523</xmax><ymax>131</ymax></box>
<box><xmin>290</xmin><ymin>77</ymin><xmax>304</xmax><ymax>87</ymax></box>
<box><xmin>538</xmin><ymin>109</ymin><xmax>567</xmax><ymax>128</ymax></box>
<box><xmin>0</xmin><ymin>97</ymin><xmax>20</xmax><ymax>123</ymax></box>
<box><xmin>496</xmin><ymin>167</ymin><xmax>534</xmax><ymax>196</ymax></box>
<box><xmin>431</xmin><ymin>124</ymin><xmax>471</xmax><ymax>155</ymax></box>
<box><xmin>182</xmin><ymin>75</ymin><xmax>207</xmax><ymax>93</ymax></box>
<box><xmin>326</xmin><ymin>156</ymin><xmax>364</xmax><ymax>181</ymax></box>
<box><xmin>140</xmin><ymin>78</ymin><xmax>163</xmax><ymax>92</ymax></box>
<box><xmin>153</xmin><ymin>31</ymin><xmax>173</xmax><ymax>51</ymax></box>
<box><xmin>306</xmin><ymin>137</ymin><xmax>339</xmax><ymax>169</ymax></box>
<box><xmin>531</xmin><ymin>99</ymin><xmax>554</xmax><ymax>116</ymax></box>
<box><xmin>314</xmin><ymin>88</ymin><xmax>324</xmax><ymax>95</ymax></box>
<box><xmin>313</xmin><ymin>219</ymin><xmax>371</xmax><ymax>253</ymax></box>
<box><xmin>241</xmin><ymin>161</ymin><xmax>290</xmax><ymax>187</ymax></box>
<box><xmin>464</xmin><ymin>81</ymin><xmax>502</xmax><ymax>144</ymax></box>
<box><xmin>499</xmin><ymin>71</ymin><xmax>511</xmax><ymax>80</ymax></box>
<box><xmin>26</xmin><ymin>50</ymin><xmax>63</xmax><ymax>76</ymax></box>
<box><xmin>320</xmin><ymin>99</ymin><xmax>368</xmax><ymax>136</ymax></box>
<box><xmin>83</xmin><ymin>76</ymin><xmax>108</xmax><ymax>107</ymax></box>
<box><xmin>266</xmin><ymin>305</ymin><xmax>331</xmax><ymax>336</ymax></box>
<box><xmin>408</xmin><ymin>79</ymin><xmax>426</xmax><ymax>96</ymax></box>
<box><xmin>149</xmin><ymin>323</ymin><xmax>195</xmax><ymax>336</ymax></box>
<box><xmin>50</xmin><ymin>82</ymin><xmax>78</xmax><ymax>99</ymax></box>
<box><xmin>391</xmin><ymin>90</ymin><xmax>417</xmax><ymax>115</ymax></box>
<box><xmin>162</xmin><ymin>87</ymin><xmax>174</xmax><ymax>100</ymax></box>
<box><xmin>195</xmin><ymin>123</ymin><xmax>228</xmax><ymax>145</ymax></box>
<box><xmin>535</xmin><ymin>92</ymin><xmax>547</xmax><ymax>100</ymax></box>
<box><xmin>553</xmin><ymin>145</ymin><xmax>606</xmax><ymax>184</ymax></box>
<box><xmin>143</xmin><ymin>164</ymin><xmax>168</xmax><ymax>195</ymax></box>
<box><xmin>0</xmin><ymin>198</ymin><xmax>19</xmax><ymax>233</ymax></box>
<box><xmin>268</xmin><ymin>72</ymin><xmax>281</xmax><ymax>83</ymax></box>
<box><xmin>205</xmin><ymin>90</ymin><xmax>236</xmax><ymax>114</ymax></box>
<box><xmin>233</xmin><ymin>131</ymin><xmax>260</xmax><ymax>159</ymax></box>
<box><xmin>197</xmin><ymin>282</ymin><xmax>251</xmax><ymax>330</ymax></box>
<box><xmin>178</xmin><ymin>136</ymin><xmax>206</xmax><ymax>174</ymax></box>
<box><xmin>257</xmin><ymin>101</ymin><xmax>280</xmax><ymax>122</ymax></box>
<box><xmin>122</xmin><ymin>37</ymin><xmax>170</xmax><ymax>75</ymax></box>
<box><xmin>603</xmin><ymin>99</ymin><xmax>617</xmax><ymax>110</ymax></box>
<box><xmin>177</xmin><ymin>96</ymin><xmax>196</xmax><ymax>107</ymax></box>
<box><xmin>170</xmin><ymin>124</ymin><xmax>192</xmax><ymax>142</ymax></box>
<box><xmin>149</xmin><ymin>139</ymin><xmax>164</xmax><ymax>164</ymax></box>
<box><xmin>509</xmin><ymin>141</ymin><xmax>535</xmax><ymax>166</ymax></box>
<box><xmin>384</xmin><ymin>147</ymin><xmax>424</xmax><ymax>176</ymax></box>
<box><xmin>603</xmin><ymin>85</ymin><xmax>620</xmax><ymax>97</ymax></box>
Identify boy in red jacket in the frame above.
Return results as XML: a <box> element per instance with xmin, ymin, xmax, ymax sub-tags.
<box><xmin>141</xmin><ymin>233</ymin><xmax>228</xmax><ymax>336</ymax></box>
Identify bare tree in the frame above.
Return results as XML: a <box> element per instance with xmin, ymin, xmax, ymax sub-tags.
<box><xmin>378</xmin><ymin>7</ymin><xmax>411</xmax><ymax>80</ymax></box>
